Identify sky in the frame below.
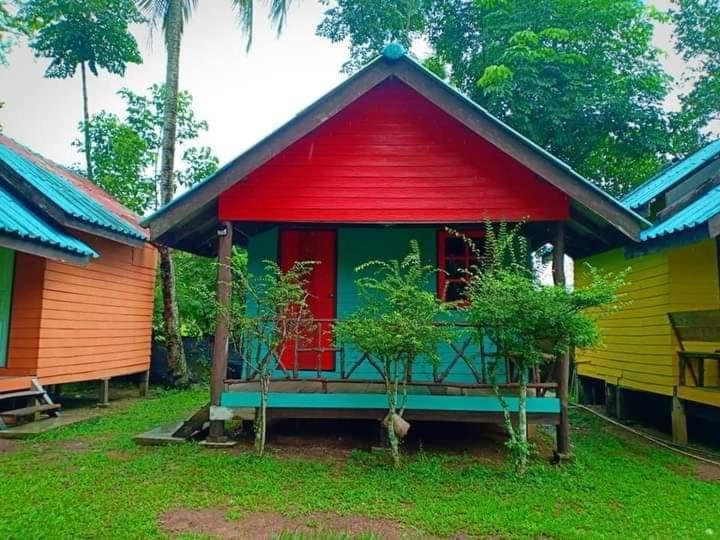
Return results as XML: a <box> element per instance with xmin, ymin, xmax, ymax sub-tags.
<box><xmin>0</xmin><ymin>2</ymin><xmax>348</xmax><ymax>167</ymax></box>
<box><xmin>0</xmin><ymin>0</ymin><xmax>701</xmax><ymax>170</ymax></box>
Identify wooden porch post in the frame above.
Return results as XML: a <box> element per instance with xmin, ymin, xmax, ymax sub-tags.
<box><xmin>208</xmin><ymin>221</ymin><xmax>233</xmax><ymax>442</ymax></box>
<box><xmin>552</xmin><ymin>222</ymin><xmax>572</xmax><ymax>459</ymax></box>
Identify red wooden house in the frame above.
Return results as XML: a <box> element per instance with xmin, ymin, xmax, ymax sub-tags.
<box><xmin>0</xmin><ymin>134</ymin><xmax>156</xmax><ymax>418</ymax></box>
<box><xmin>143</xmin><ymin>44</ymin><xmax>648</xmax><ymax>454</ymax></box>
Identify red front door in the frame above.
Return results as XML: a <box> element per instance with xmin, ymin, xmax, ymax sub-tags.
<box><xmin>279</xmin><ymin>229</ymin><xmax>336</xmax><ymax>371</ymax></box>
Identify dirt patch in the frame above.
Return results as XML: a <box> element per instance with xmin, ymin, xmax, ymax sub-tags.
<box><xmin>669</xmin><ymin>461</ymin><xmax>720</xmax><ymax>482</ymax></box>
<box><xmin>106</xmin><ymin>450</ymin><xmax>133</xmax><ymax>462</ymax></box>
<box><xmin>696</xmin><ymin>462</ymin><xmax>720</xmax><ymax>482</ymax></box>
<box><xmin>231</xmin><ymin>419</ymin><xmax>524</xmax><ymax>464</ymax></box>
<box><xmin>0</xmin><ymin>439</ymin><xmax>20</xmax><ymax>455</ymax></box>
<box><xmin>161</xmin><ymin>508</ymin><xmax>418</xmax><ymax>539</ymax></box>
<box><xmin>59</xmin><ymin>440</ymin><xmax>90</xmax><ymax>451</ymax></box>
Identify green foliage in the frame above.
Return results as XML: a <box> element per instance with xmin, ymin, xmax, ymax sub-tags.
<box><xmin>465</xmin><ymin>224</ymin><xmax>625</xmax><ymax>364</ymax></box>
<box><xmin>73</xmin><ymin>111</ymin><xmax>153</xmax><ymax>213</ymax></box>
<box><xmin>77</xmin><ymin>84</ymin><xmax>214</xmax><ymax>213</ymax></box>
<box><xmin>672</xmin><ymin>0</ymin><xmax>720</xmax><ymax>133</ymax></box>
<box><xmin>335</xmin><ymin>241</ymin><xmax>450</xmax><ymax>370</ymax></box>
<box><xmin>0</xmin><ymin>1</ymin><xmax>38</xmax><ymax>65</ymax></box>
<box><xmin>153</xmin><ymin>248</ymin><xmax>248</xmax><ymax>339</ymax></box>
<box><xmin>317</xmin><ymin>0</ymin><xmax>704</xmax><ymax>196</ymax></box>
<box><xmin>118</xmin><ymin>84</ymin><xmax>209</xmax><ymax>168</ymax></box>
<box><xmin>229</xmin><ymin>258</ymin><xmax>318</xmax><ymax>454</ymax></box>
<box><xmin>139</xmin><ymin>0</ymin><xmax>294</xmax><ymax>52</ymax></box>
<box><xmin>21</xmin><ymin>0</ymin><xmax>143</xmax><ymax>79</ymax></box>
<box><xmin>86</xmin><ymin>84</ymin><xmax>220</xmax><ymax>369</ymax></box>
<box><xmin>317</xmin><ymin>0</ymin><xmax>426</xmax><ymax>73</ymax></box>
<box><xmin>335</xmin><ymin>241</ymin><xmax>452</xmax><ymax>465</ymax></box>
<box><xmin>0</xmin><ymin>391</ymin><xmax>718</xmax><ymax>538</ymax></box>
<box><xmin>176</xmin><ymin>145</ymin><xmax>219</xmax><ymax>189</ymax></box>
<box><xmin>461</xmin><ymin>222</ymin><xmax>625</xmax><ymax>471</ymax></box>
<box><xmin>233</xmin><ymin>258</ymin><xmax>318</xmax><ymax>350</ymax></box>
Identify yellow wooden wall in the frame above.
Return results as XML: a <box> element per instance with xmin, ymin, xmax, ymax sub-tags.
<box><xmin>575</xmin><ymin>238</ymin><xmax>720</xmax><ymax>408</ymax></box>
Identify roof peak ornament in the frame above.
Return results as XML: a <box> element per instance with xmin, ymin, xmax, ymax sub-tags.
<box><xmin>382</xmin><ymin>42</ymin><xmax>406</xmax><ymax>61</ymax></box>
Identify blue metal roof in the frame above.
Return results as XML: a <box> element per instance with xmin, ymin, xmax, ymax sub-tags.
<box><xmin>0</xmin><ymin>142</ymin><xmax>146</xmax><ymax>242</ymax></box>
<box><xmin>623</xmin><ymin>140</ymin><xmax>720</xmax><ymax>210</ymax></box>
<box><xmin>0</xmin><ymin>183</ymin><xmax>98</xmax><ymax>258</ymax></box>
<box><xmin>641</xmin><ymin>185</ymin><xmax>720</xmax><ymax>241</ymax></box>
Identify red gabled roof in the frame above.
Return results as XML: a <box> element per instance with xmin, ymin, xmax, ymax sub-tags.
<box><xmin>218</xmin><ymin>79</ymin><xmax>570</xmax><ymax>224</ymax></box>
<box><xmin>143</xmin><ymin>44</ymin><xmax>649</xmax><ymax>256</ymax></box>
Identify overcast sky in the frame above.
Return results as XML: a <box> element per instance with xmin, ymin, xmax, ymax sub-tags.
<box><xmin>0</xmin><ymin>0</ymin><xmax>699</xmax><ymax>170</ymax></box>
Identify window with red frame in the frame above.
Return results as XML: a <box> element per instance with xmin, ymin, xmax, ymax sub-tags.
<box><xmin>437</xmin><ymin>230</ymin><xmax>485</xmax><ymax>302</ymax></box>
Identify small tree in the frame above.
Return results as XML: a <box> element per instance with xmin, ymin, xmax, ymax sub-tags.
<box><xmin>228</xmin><ymin>259</ymin><xmax>317</xmax><ymax>456</ymax></box>
<box><xmin>462</xmin><ymin>223</ymin><xmax>625</xmax><ymax>473</ymax></box>
<box><xmin>334</xmin><ymin>241</ymin><xmax>453</xmax><ymax>467</ymax></box>
<box><xmin>22</xmin><ymin>0</ymin><xmax>144</xmax><ymax>180</ymax></box>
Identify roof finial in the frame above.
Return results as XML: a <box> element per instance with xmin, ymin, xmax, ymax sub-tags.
<box><xmin>382</xmin><ymin>42</ymin><xmax>406</xmax><ymax>61</ymax></box>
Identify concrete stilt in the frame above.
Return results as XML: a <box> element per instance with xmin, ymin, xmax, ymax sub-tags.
<box><xmin>605</xmin><ymin>384</ymin><xmax>617</xmax><ymax>417</ymax></box>
<box><xmin>139</xmin><ymin>370</ymin><xmax>150</xmax><ymax>397</ymax></box>
<box><xmin>98</xmin><ymin>379</ymin><xmax>110</xmax><ymax>407</ymax></box>
<box><xmin>671</xmin><ymin>392</ymin><xmax>688</xmax><ymax>446</ymax></box>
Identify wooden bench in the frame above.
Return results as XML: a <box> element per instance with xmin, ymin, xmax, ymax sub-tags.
<box><xmin>668</xmin><ymin>309</ymin><xmax>720</xmax><ymax>388</ymax></box>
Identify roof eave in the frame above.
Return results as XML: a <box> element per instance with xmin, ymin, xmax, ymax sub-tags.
<box><xmin>0</xmin><ymin>163</ymin><xmax>146</xmax><ymax>248</ymax></box>
<box><xmin>0</xmin><ymin>232</ymin><xmax>95</xmax><ymax>265</ymax></box>
<box><xmin>145</xmin><ymin>51</ymin><xmax>647</xmax><ymax>246</ymax></box>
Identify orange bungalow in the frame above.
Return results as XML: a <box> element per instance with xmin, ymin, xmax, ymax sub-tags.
<box><xmin>0</xmin><ymin>134</ymin><xmax>157</xmax><ymax>423</ymax></box>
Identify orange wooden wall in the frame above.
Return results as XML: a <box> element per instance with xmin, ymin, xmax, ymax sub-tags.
<box><xmin>0</xmin><ymin>234</ymin><xmax>157</xmax><ymax>385</ymax></box>
<box><xmin>3</xmin><ymin>252</ymin><xmax>45</xmax><ymax>377</ymax></box>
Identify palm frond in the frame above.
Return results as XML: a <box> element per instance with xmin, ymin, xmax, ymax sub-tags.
<box><xmin>137</xmin><ymin>0</ymin><xmax>168</xmax><ymax>30</ymax></box>
<box><xmin>231</xmin><ymin>0</ymin><xmax>254</xmax><ymax>52</ymax></box>
<box><xmin>267</xmin><ymin>0</ymin><xmax>291</xmax><ymax>38</ymax></box>
<box><xmin>137</xmin><ymin>0</ymin><xmax>198</xmax><ymax>43</ymax></box>
<box><xmin>232</xmin><ymin>0</ymin><xmax>292</xmax><ymax>52</ymax></box>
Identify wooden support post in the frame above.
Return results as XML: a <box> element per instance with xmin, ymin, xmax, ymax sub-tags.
<box><xmin>98</xmin><ymin>378</ymin><xmax>110</xmax><ymax>408</ymax></box>
<box><xmin>208</xmin><ymin>222</ymin><xmax>233</xmax><ymax>443</ymax></box>
<box><xmin>552</xmin><ymin>223</ymin><xmax>566</xmax><ymax>287</ymax></box>
<box><xmin>552</xmin><ymin>222</ymin><xmax>572</xmax><ymax>461</ymax></box>
<box><xmin>671</xmin><ymin>391</ymin><xmax>688</xmax><ymax>446</ymax></box>
<box><xmin>605</xmin><ymin>383</ymin><xmax>617</xmax><ymax>417</ymax></box>
<box><xmin>33</xmin><ymin>397</ymin><xmax>41</xmax><ymax>421</ymax></box>
<box><xmin>139</xmin><ymin>369</ymin><xmax>150</xmax><ymax>397</ymax></box>
<box><xmin>578</xmin><ymin>376</ymin><xmax>594</xmax><ymax>406</ymax></box>
<box><xmin>616</xmin><ymin>386</ymin><xmax>627</xmax><ymax>422</ymax></box>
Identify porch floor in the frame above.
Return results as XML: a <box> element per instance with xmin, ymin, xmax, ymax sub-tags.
<box><xmin>221</xmin><ymin>380</ymin><xmax>560</xmax><ymax>424</ymax></box>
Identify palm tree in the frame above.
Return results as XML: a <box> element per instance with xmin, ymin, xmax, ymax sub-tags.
<box><xmin>139</xmin><ymin>0</ymin><xmax>293</xmax><ymax>387</ymax></box>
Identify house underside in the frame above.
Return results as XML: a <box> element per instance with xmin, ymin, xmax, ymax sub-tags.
<box><xmin>143</xmin><ymin>45</ymin><xmax>649</xmax><ymax>452</ymax></box>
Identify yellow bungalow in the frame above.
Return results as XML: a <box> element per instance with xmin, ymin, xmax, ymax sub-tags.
<box><xmin>576</xmin><ymin>140</ymin><xmax>720</xmax><ymax>444</ymax></box>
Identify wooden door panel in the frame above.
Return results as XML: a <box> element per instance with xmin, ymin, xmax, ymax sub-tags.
<box><xmin>279</xmin><ymin>230</ymin><xmax>336</xmax><ymax>371</ymax></box>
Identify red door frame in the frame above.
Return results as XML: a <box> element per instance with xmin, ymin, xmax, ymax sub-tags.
<box><xmin>278</xmin><ymin>228</ymin><xmax>337</xmax><ymax>371</ymax></box>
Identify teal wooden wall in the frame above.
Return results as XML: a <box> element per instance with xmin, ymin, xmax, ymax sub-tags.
<box><xmin>245</xmin><ymin>226</ymin><xmax>504</xmax><ymax>384</ymax></box>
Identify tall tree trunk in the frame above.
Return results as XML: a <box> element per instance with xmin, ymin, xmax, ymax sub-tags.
<box><xmin>80</xmin><ymin>61</ymin><xmax>92</xmax><ymax>181</ymax></box>
<box><xmin>158</xmin><ymin>0</ymin><xmax>189</xmax><ymax>387</ymax></box>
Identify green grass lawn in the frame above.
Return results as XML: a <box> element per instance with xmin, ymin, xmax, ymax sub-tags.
<box><xmin>1</xmin><ymin>388</ymin><xmax>718</xmax><ymax>539</ymax></box>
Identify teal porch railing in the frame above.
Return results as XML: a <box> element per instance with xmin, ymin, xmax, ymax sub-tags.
<box><xmin>226</xmin><ymin>319</ymin><xmax>557</xmax><ymax>396</ymax></box>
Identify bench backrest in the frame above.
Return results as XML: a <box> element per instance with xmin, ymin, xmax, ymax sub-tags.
<box><xmin>668</xmin><ymin>309</ymin><xmax>720</xmax><ymax>349</ymax></box>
